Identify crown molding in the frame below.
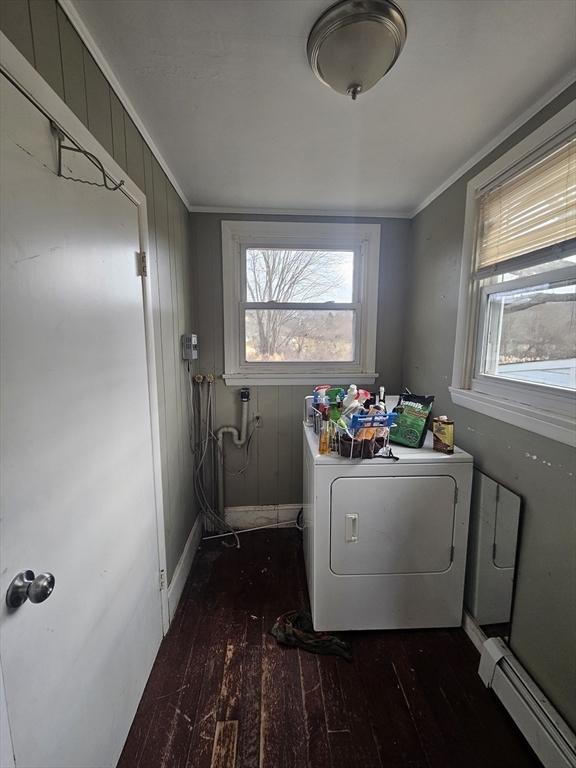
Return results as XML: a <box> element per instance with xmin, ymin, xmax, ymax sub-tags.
<box><xmin>410</xmin><ymin>72</ymin><xmax>576</xmax><ymax>218</ymax></box>
<box><xmin>188</xmin><ymin>204</ymin><xmax>411</xmax><ymax>219</ymax></box>
<box><xmin>59</xmin><ymin>0</ymin><xmax>191</xmax><ymax>210</ymax></box>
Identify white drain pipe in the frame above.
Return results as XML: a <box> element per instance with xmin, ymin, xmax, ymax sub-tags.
<box><xmin>215</xmin><ymin>388</ymin><xmax>250</xmax><ymax>522</ymax></box>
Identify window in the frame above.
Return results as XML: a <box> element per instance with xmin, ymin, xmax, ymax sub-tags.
<box><xmin>221</xmin><ymin>221</ymin><xmax>381</xmax><ymax>385</ymax></box>
<box><xmin>452</xmin><ymin>102</ymin><xmax>576</xmax><ymax>446</ymax></box>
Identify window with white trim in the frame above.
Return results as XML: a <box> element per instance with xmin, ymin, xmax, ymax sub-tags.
<box><xmin>452</xmin><ymin>103</ymin><xmax>576</xmax><ymax>446</ymax></box>
<box><xmin>221</xmin><ymin>221</ymin><xmax>381</xmax><ymax>385</ymax></box>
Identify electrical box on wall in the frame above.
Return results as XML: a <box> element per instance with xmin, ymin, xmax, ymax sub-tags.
<box><xmin>181</xmin><ymin>333</ymin><xmax>198</xmax><ymax>360</ymax></box>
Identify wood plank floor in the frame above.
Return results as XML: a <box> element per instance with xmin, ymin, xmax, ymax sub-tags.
<box><xmin>117</xmin><ymin>529</ymin><xmax>541</xmax><ymax>768</ymax></box>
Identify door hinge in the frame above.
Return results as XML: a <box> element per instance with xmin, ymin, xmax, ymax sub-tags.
<box><xmin>454</xmin><ymin>485</ymin><xmax>459</xmax><ymax>504</ymax></box>
<box><xmin>159</xmin><ymin>569</ymin><xmax>166</xmax><ymax>591</ymax></box>
<box><xmin>136</xmin><ymin>251</ymin><xmax>147</xmax><ymax>277</ymax></box>
<box><xmin>450</xmin><ymin>544</ymin><xmax>455</xmax><ymax>562</ymax></box>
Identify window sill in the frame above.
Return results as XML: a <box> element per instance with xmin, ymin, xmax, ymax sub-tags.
<box><xmin>223</xmin><ymin>372</ymin><xmax>378</xmax><ymax>386</ymax></box>
<box><xmin>449</xmin><ymin>387</ymin><xmax>576</xmax><ymax>447</ymax></box>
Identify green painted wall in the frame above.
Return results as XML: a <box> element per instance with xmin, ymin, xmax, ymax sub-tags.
<box><xmin>404</xmin><ymin>84</ymin><xmax>576</xmax><ymax>728</ymax></box>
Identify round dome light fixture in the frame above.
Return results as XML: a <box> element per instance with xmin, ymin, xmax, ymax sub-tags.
<box><xmin>307</xmin><ymin>0</ymin><xmax>407</xmax><ymax>100</ymax></box>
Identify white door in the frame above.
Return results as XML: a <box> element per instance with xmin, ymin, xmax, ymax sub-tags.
<box><xmin>0</xmin><ymin>75</ymin><xmax>163</xmax><ymax>768</ymax></box>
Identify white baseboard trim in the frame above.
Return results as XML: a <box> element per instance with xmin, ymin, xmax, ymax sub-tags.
<box><xmin>224</xmin><ymin>504</ymin><xmax>302</xmax><ymax>530</ymax></box>
<box><xmin>465</xmin><ymin>611</ymin><xmax>576</xmax><ymax>767</ymax></box>
<box><xmin>462</xmin><ymin>609</ymin><xmax>489</xmax><ymax>654</ymax></box>
<box><xmin>167</xmin><ymin>515</ymin><xmax>203</xmax><ymax>623</ymax></box>
<box><xmin>477</xmin><ymin>635</ymin><xmax>576</xmax><ymax>768</ymax></box>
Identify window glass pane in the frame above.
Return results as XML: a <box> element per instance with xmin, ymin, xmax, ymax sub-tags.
<box><xmin>245</xmin><ymin>248</ymin><xmax>354</xmax><ymax>303</ymax></box>
<box><xmin>245</xmin><ymin>309</ymin><xmax>355</xmax><ymax>362</ymax></box>
<box><xmin>483</xmin><ymin>281</ymin><xmax>576</xmax><ymax>390</ymax></box>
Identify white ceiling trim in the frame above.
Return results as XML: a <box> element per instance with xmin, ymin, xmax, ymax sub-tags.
<box><xmin>410</xmin><ymin>71</ymin><xmax>576</xmax><ymax>218</ymax></box>
<box><xmin>188</xmin><ymin>205</ymin><xmax>411</xmax><ymax>219</ymax></box>
<box><xmin>59</xmin><ymin>0</ymin><xmax>192</xmax><ymax>210</ymax></box>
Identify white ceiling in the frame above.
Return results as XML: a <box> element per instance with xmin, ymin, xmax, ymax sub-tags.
<box><xmin>72</xmin><ymin>0</ymin><xmax>576</xmax><ymax>215</ymax></box>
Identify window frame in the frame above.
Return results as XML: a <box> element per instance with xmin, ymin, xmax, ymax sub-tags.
<box><xmin>451</xmin><ymin>101</ymin><xmax>576</xmax><ymax>447</ymax></box>
<box><xmin>221</xmin><ymin>220</ymin><xmax>381</xmax><ymax>385</ymax></box>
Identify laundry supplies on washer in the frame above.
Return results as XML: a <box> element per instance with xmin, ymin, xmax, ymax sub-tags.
<box><xmin>390</xmin><ymin>390</ymin><xmax>435</xmax><ymax>448</ymax></box>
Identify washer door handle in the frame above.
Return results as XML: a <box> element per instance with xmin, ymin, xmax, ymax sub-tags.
<box><xmin>345</xmin><ymin>513</ymin><xmax>359</xmax><ymax>543</ymax></box>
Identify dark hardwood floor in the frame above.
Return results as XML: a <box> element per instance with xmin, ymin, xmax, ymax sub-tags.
<box><xmin>118</xmin><ymin>529</ymin><xmax>540</xmax><ymax>768</ymax></box>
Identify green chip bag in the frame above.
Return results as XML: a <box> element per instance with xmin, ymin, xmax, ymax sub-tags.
<box><xmin>390</xmin><ymin>391</ymin><xmax>435</xmax><ymax>448</ymax></box>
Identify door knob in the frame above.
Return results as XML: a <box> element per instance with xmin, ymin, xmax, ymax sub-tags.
<box><xmin>6</xmin><ymin>570</ymin><xmax>55</xmax><ymax>608</ymax></box>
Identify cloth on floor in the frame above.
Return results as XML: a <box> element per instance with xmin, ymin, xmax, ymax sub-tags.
<box><xmin>270</xmin><ymin>610</ymin><xmax>352</xmax><ymax>660</ymax></box>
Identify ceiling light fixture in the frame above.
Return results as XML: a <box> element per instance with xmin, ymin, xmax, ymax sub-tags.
<box><xmin>307</xmin><ymin>0</ymin><xmax>407</xmax><ymax>100</ymax></box>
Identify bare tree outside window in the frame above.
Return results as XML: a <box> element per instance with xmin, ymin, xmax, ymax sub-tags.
<box><xmin>245</xmin><ymin>248</ymin><xmax>355</xmax><ymax>362</ymax></box>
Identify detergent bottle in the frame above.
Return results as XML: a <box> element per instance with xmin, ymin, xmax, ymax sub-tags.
<box><xmin>342</xmin><ymin>385</ymin><xmax>358</xmax><ymax>410</ymax></box>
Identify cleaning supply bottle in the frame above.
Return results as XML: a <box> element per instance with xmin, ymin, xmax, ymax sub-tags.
<box><xmin>319</xmin><ymin>412</ymin><xmax>331</xmax><ymax>454</ymax></box>
<box><xmin>379</xmin><ymin>386</ymin><xmax>387</xmax><ymax>413</ymax></box>
<box><xmin>342</xmin><ymin>385</ymin><xmax>358</xmax><ymax>410</ymax></box>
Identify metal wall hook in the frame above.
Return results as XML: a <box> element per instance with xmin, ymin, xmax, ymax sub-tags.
<box><xmin>6</xmin><ymin>570</ymin><xmax>55</xmax><ymax>609</ymax></box>
<box><xmin>52</xmin><ymin>122</ymin><xmax>124</xmax><ymax>191</ymax></box>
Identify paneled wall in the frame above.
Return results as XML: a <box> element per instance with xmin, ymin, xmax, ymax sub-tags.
<box><xmin>190</xmin><ymin>213</ymin><xmax>411</xmax><ymax>510</ymax></box>
<box><xmin>403</xmin><ymin>84</ymin><xmax>576</xmax><ymax>729</ymax></box>
<box><xmin>0</xmin><ymin>0</ymin><xmax>198</xmax><ymax>582</ymax></box>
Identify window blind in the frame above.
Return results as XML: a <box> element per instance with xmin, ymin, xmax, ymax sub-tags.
<box><xmin>476</xmin><ymin>135</ymin><xmax>576</xmax><ymax>271</ymax></box>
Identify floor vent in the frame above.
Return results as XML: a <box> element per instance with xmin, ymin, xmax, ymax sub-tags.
<box><xmin>479</xmin><ymin>638</ymin><xmax>576</xmax><ymax>768</ymax></box>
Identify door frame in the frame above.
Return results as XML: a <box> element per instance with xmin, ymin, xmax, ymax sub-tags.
<box><xmin>0</xmin><ymin>31</ymin><xmax>170</xmax><ymax>634</ymax></box>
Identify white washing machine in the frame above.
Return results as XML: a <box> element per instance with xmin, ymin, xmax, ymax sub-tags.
<box><xmin>302</xmin><ymin>408</ymin><xmax>473</xmax><ymax>631</ymax></box>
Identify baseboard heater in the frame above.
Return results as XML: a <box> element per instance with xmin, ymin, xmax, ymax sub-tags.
<box><xmin>479</xmin><ymin>638</ymin><xmax>576</xmax><ymax>768</ymax></box>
